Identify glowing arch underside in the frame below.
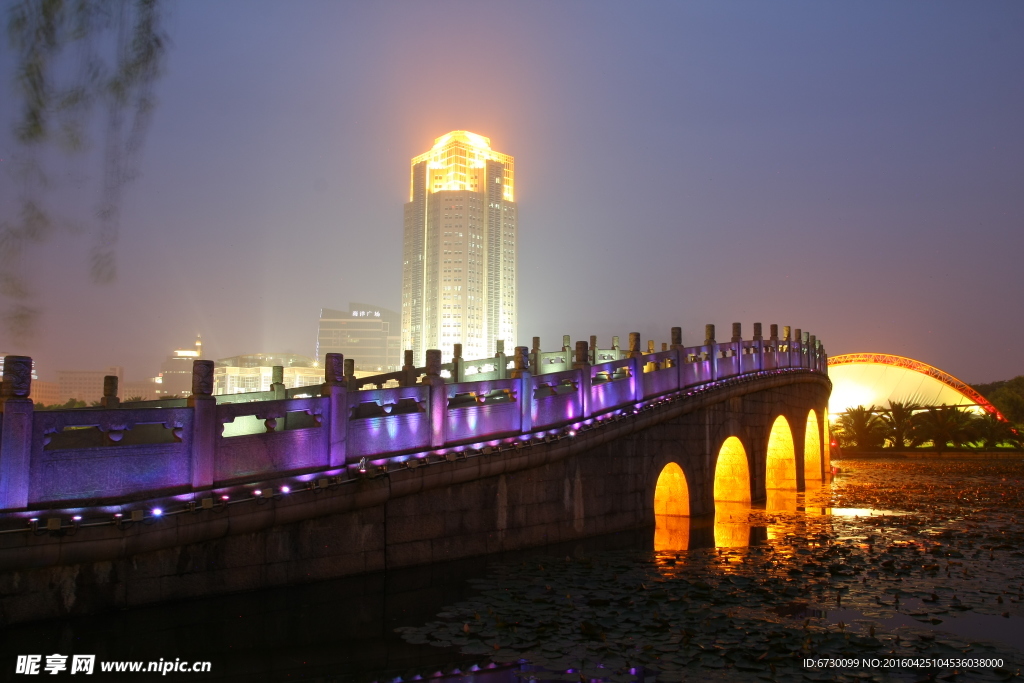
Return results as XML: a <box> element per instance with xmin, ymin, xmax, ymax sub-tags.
<box><xmin>827</xmin><ymin>353</ymin><xmax>1003</xmax><ymax>420</ymax></box>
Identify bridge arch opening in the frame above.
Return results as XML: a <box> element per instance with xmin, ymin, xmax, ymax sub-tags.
<box><xmin>713</xmin><ymin>437</ymin><xmax>751</xmax><ymax>547</ymax></box>
<box><xmin>765</xmin><ymin>415</ymin><xmax>798</xmax><ymax>511</ymax></box>
<box><xmin>824</xmin><ymin>408</ymin><xmax>832</xmax><ymax>474</ymax></box>
<box><xmin>804</xmin><ymin>409</ymin><xmax>822</xmax><ymax>485</ymax></box>
<box><xmin>654</xmin><ymin>462</ymin><xmax>689</xmax><ymax>517</ymax></box>
<box><xmin>766</xmin><ymin>415</ymin><xmax>797</xmax><ymax>491</ymax></box>
<box><xmin>713</xmin><ymin>437</ymin><xmax>750</xmax><ymax>504</ymax></box>
<box><xmin>654</xmin><ymin>462</ymin><xmax>690</xmax><ymax>551</ymax></box>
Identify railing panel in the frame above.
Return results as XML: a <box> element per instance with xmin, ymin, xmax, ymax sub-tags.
<box><xmin>28</xmin><ymin>407</ymin><xmax>193</xmax><ymax>504</ymax></box>
<box><xmin>717</xmin><ymin>344</ymin><xmax>741</xmax><ymax>378</ymax></box>
<box><xmin>762</xmin><ymin>346</ymin><xmax>779</xmax><ymax>370</ymax></box>
<box><xmin>536</xmin><ymin>351</ymin><xmax>571</xmax><ymax>375</ymax></box>
<box><xmin>640</xmin><ymin>350</ymin><xmax>680</xmax><ymax>398</ymax></box>
<box><xmin>215</xmin><ymin>390</ymin><xmax>277</xmax><ymax>404</ymax></box>
<box><xmin>346</xmin><ymin>386</ymin><xmax>431</xmax><ymax>458</ymax></box>
<box><xmin>740</xmin><ymin>349</ymin><xmax>758</xmax><ymax>374</ymax></box>
<box><xmin>461</xmin><ymin>357</ymin><xmax>503</xmax><ymax>382</ymax></box>
<box><xmin>447</xmin><ymin>402</ymin><xmax>521</xmax><ymax>443</ymax></box>
<box><xmin>589</xmin><ymin>359</ymin><xmax>635</xmax><ymax>414</ymax></box>
<box><xmin>531</xmin><ymin>369</ymin><xmax>584</xmax><ymax>429</ymax></box>
<box><xmin>353</xmin><ymin>370</ymin><xmax>407</xmax><ymax>390</ymax></box>
<box><xmin>681</xmin><ymin>357</ymin><xmax>712</xmax><ymax>387</ymax></box>
<box><xmin>593</xmin><ymin>348</ymin><xmax>623</xmax><ymax>364</ymax></box>
<box><xmin>214</xmin><ymin>428</ymin><xmax>327</xmax><ymax>482</ymax></box>
<box><xmin>213</xmin><ymin>397</ymin><xmax>328</xmax><ymax>481</ymax></box>
<box><xmin>445</xmin><ymin>377</ymin><xmax>520</xmax><ymax>441</ymax></box>
<box><xmin>216</xmin><ymin>396</ymin><xmax>326</xmax><ymax>423</ymax></box>
<box><xmin>286</xmin><ymin>384</ymin><xmax>324</xmax><ymax>398</ymax></box>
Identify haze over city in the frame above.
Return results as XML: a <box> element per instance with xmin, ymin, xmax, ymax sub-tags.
<box><xmin>1</xmin><ymin>0</ymin><xmax>1022</xmax><ymax>385</ymax></box>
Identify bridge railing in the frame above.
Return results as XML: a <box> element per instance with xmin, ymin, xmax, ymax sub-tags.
<box><xmin>0</xmin><ymin>323</ymin><xmax>827</xmax><ymax>511</ymax></box>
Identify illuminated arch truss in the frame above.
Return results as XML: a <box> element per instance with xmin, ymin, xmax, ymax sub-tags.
<box><xmin>827</xmin><ymin>353</ymin><xmax>1006</xmax><ymax>421</ymax></box>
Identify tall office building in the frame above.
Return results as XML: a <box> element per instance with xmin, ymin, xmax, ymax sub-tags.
<box><xmin>401</xmin><ymin>131</ymin><xmax>517</xmax><ymax>364</ymax></box>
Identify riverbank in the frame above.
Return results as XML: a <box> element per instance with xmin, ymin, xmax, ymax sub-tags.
<box><xmin>836</xmin><ymin>449</ymin><xmax>1024</xmax><ymax>459</ymax></box>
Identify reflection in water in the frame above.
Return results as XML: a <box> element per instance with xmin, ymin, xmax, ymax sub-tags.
<box><xmin>653</xmin><ymin>513</ymin><xmax>689</xmax><ymax>551</ymax></box>
<box><xmin>766</xmin><ymin>488</ymin><xmax>798</xmax><ymax>512</ymax></box>
<box><xmin>714</xmin><ymin>500</ymin><xmax>752</xmax><ymax>547</ymax></box>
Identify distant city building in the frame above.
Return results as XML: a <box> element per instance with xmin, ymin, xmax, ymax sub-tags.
<box><xmin>401</xmin><ymin>131</ymin><xmax>517</xmax><ymax>364</ymax></box>
<box><xmin>30</xmin><ymin>381</ymin><xmax>60</xmax><ymax>406</ymax></box>
<box><xmin>121</xmin><ymin>379</ymin><xmax>160</xmax><ymax>401</ymax></box>
<box><xmin>214</xmin><ymin>352</ymin><xmax>322</xmax><ymax>395</ymax></box>
<box><xmin>216</xmin><ymin>352</ymin><xmax>314</xmax><ymax>369</ymax></box>
<box><xmin>152</xmin><ymin>335</ymin><xmax>203</xmax><ymax>398</ymax></box>
<box><xmin>58</xmin><ymin>367</ymin><xmax>124</xmax><ymax>404</ymax></box>
<box><xmin>316</xmin><ymin>304</ymin><xmax>400</xmax><ymax>372</ymax></box>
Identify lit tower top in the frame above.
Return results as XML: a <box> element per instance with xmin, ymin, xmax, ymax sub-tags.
<box><xmin>401</xmin><ymin>130</ymin><xmax>518</xmax><ymax>365</ymax></box>
<box><xmin>410</xmin><ymin>131</ymin><xmax>514</xmax><ymax>202</ymax></box>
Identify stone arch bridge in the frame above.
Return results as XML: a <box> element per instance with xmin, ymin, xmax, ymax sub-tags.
<box><xmin>0</xmin><ymin>323</ymin><xmax>829</xmax><ymax>624</ymax></box>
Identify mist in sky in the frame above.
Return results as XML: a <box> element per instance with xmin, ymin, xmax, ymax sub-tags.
<box><xmin>1</xmin><ymin>0</ymin><xmax>1022</xmax><ymax>384</ymax></box>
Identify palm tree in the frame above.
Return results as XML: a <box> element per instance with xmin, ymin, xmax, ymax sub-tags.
<box><xmin>912</xmin><ymin>405</ymin><xmax>977</xmax><ymax>453</ymax></box>
<box><xmin>881</xmin><ymin>400</ymin><xmax>921</xmax><ymax>449</ymax></box>
<box><xmin>971</xmin><ymin>412</ymin><xmax>1022</xmax><ymax>449</ymax></box>
<box><xmin>835</xmin><ymin>405</ymin><xmax>886</xmax><ymax>451</ymax></box>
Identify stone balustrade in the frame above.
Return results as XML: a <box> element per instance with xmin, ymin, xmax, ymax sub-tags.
<box><xmin>0</xmin><ymin>323</ymin><xmax>826</xmax><ymax>512</ymax></box>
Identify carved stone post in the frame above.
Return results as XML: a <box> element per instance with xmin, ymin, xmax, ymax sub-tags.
<box><xmin>808</xmin><ymin>334</ymin><xmax>817</xmax><ymax>371</ymax></box>
<box><xmin>271</xmin><ymin>365</ymin><xmax>285</xmax><ymax>399</ymax></box>
<box><xmin>562</xmin><ymin>335</ymin><xmax>571</xmax><ymax>352</ymax></box>
<box><xmin>102</xmin><ymin>375</ymin><xmax>120</xmax><ymax>408</ymax></box>
<box><xmin>530</xmin><ymin>337</ymin><xmax>540</xmax><ymax>378</ymax></box>
<box><xmin>752</xmin><ymin>323</ymin><xmax>764</xmax><ymax>371</ymax></box>
<box><xmin>628</xmin><ymin>332</ymin><xmax>642</xmax><ymax>358</ymax></box>
<box><xmin>647</xmin><ymin>340</ymin><xmax>655</xmax><ymax>354</ymax></box>
<box><xmin>705</xmin><ymin>324</ymin><xmax>718</xmax><ymax>380</ymax></box>
<box><xmin>669</xmin><ymin>326</ymin><xmax>684</xmax><ymax>389</ymax></box>
<box><xmin>452</xmin><ymin>343</ymin><xmax>464</xmax><ymax>383</ymax></box>
<box><xmin>574</xmin><ymin>341</ymin><xmax>591</xmax><ymax>420</ymax></box>
<box><xmin>424</xmin><ymin>350</ymin><xmax>446</xmax><ymax>448</ymax></box>
<box><xmin>782</xmin><ymin>326</ymin><xmax>792</xmax><ymax>367</ymax></box>
<box><xmin>402</xmin><ymin>350</ymin><xmax>415</xmax><ymax>387</ymax></box>
<box><xmin>731</xmin><ymin>323</ymin><xmax>742</xmax><ymax>343</ymax></box>
<box><xmin>188</xmin><ymin>360</ymin><xmax>216</xmax><ymax>489</ymax></box>
<box><xmin>627</xmin><ymin>333</ymin><xmax>643</xmax><ymax>403</ymax></box>
<box><xmin>345</xmin><ymin>358</ymin><xmax>357</xmax><ymax>392</ymax></box>
<box><xmin>512</xmin><ymin>346</ymin><xmax>532</xmax><ymax>434</ymax></box>
<box><xmin>494</xmin><ymin>339</ymin><xmax>507</xmax><ymax>380</ymax></box>
<box><xmin>589</xmin><ymin>335</ymin><xmax>598</xmax><ymax>364</ymax></box>
<box><xmin>612</xmin><ymin>336</ymin><xmax>620</xmax><ymax>357</ymax></box>
<box><xmin>323</xmin><ymin>353</ymin><xmax>348</xmax><ymax>467</ymax></box>
<box><xmin>0</xmin><ymin>356</ymin><xmax>33</xmax><ymax>510</ymax></box>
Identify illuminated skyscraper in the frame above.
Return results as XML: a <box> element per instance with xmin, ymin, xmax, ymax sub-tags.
<box><xmin>401</xmin><ymin>131</ymin><xmax>517</xmax><ymax>363</ymax></box>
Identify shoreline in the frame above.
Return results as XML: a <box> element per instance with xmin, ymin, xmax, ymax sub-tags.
<box><xmin>835</xmin><ymin>449</ymin><xmax>1024</xmax><ymax>459</ymax></box>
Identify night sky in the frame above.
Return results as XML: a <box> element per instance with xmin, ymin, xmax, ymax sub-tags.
<box><xmin>1</xmin><ymin>1</ymin><xmax>1022</xmax><ymax>384</ymax></box>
